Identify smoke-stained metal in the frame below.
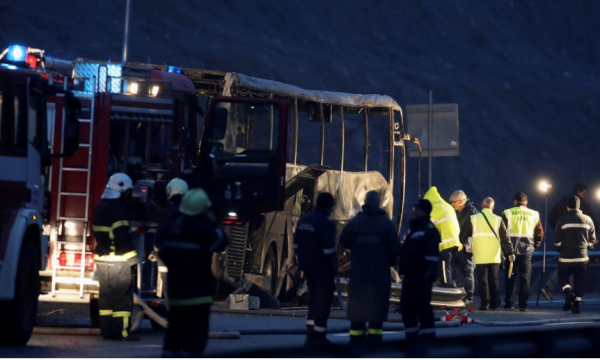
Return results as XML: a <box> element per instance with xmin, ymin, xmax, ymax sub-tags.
<box><xmin>364</xmin><ymin>108</ymin><xmax>369</xmax><ymax>172</ymax></box>
<box><xmin>340</xmin><ymin>106</ymin><xmax>345</xmax><ymax>172</ymax></box>
<box><xmin>122</xmin><ymin>0</ymin><xmax>131</xmax><ymax>64</ymax></box>
<box><xmin>320</xmin><ymin>103</ymin><xmax>325</xmax><ymax>166</ymax></box>
<box><xmin>293</xmin><ymin>97</ymin><xmax>298</xmax><ymax>165</ymax></box>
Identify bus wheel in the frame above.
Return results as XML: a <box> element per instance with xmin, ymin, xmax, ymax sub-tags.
<box><xmin>262</xmin><ymin>246</ymin><xmax>278</xmax><ymax>297</ymax></box>
<box><xmin>0</xmin><ymin>241</ymin><xmax>39</xmax><ymax>345</ymax></box>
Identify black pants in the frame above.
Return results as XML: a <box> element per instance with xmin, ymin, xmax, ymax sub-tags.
<box><xmin>97</xmin><ymin>261</ymin><xmax>135</xmax><ymax>340</ymax></box>
<box><xmin>476</xmin><ymin>263</ymin><xmax>500</xmax><ymax>308</ymax></box>
<box><xmin>504</xmin><ymin>254</ymin><xmax>532</xmax><ymax>309</ymax></box>
<box><xmin>305</xmin><ymin>271</ymin><xmax>335</xmax><ymax>332</ymax></box>
<box><xmin>454</xmin><ymin>250</ymin><xmax>475</xmax><ymax>300</ymax></box>
<box><xmin>401</xmin><ymin>275</ymin><xmax>435</xmax><ymax>340</ymax></box>
<box><xmin>163</xmin><ymin>304</ymin><xmax>210</xmax><ymax>357</ymax></box>
<box><xmin>438</xmin><ymin>247</ymin><xmax>458</xmax><ymax>285</ymax></box>
<box><xmin>558</xmin><ymin>262</ymin><xmax>587</xmax><ymax>300</ymax></box>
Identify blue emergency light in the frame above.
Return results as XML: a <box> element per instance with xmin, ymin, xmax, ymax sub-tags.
<box><xmin>168</xmin><ymin>65</ymin><xmax>181</xmax><ymax>74</ymax></box>
<box><xmin>6</xmin><ymin>45</ymin><xmax>28</xmax><ymax>62</ymax></box>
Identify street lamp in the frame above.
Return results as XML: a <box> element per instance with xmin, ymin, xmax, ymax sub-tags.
<box><xmin>596</xmin><ymin>189</ymin><xmax>600</xmax><ymax>201</ymax></box>
<box><xmin>539</xmin><ymin>181</ymin><xmax>552</xmax><ymax>193</ymax></box>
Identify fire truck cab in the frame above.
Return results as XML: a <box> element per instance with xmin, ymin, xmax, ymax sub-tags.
<box><xmin>0</xmin><ymin>45</ymin><xmax>80</xmax><ymax>345</ymax></box>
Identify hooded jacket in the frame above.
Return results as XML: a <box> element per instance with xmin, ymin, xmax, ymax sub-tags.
<box><xmin>554</xmin><ymin>209</ymin><xmax>596</xmax><ymax>263</ymax></box>
<box><xmin>423</xmin><ymin>187</ymin><xmax>462</xmax><ymax>252</ymax></box>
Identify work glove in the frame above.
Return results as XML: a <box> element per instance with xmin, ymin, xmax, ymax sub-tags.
<box><xmin>423</xmin><ymin>263</ymin><xmax>437</xmax><ymax>283</ymax></box>
<box><xmin>148</xmin><ymin>251</ymin><xmax>158</xmax><ymax>262</ymax></box>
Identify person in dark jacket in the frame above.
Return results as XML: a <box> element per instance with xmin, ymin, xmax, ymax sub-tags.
<box><xmin>542</xmin><ymin>183</ymin><xmax>597</xmax><ymax>301</ymax></box>
<box><xmin>149</xmin><ymin>178</ymin><xmax>189</xmax><ymax>299</ymax></box>
<box><xmin>554</xmin><ymin>196</ymin><xmax>597</xmax><ymax>313</ymax></box>
<box><xmin>159</xmin><ymin>188</ymin><xmax>228</xmax><ymax>357</ymax></box>
<box><xmin>293</xmin><ymin>192</ymin><xmax>337</xmax><ymax>346</ymax></box>
<box><xmin>92</xmin><ymin>173</ymin><xmax>140</xmax><ymax>341</ymax></box>
<box><xmin>450</xmin><ymin>190</ymin><xmax>478</xmax><ymax>305</ymax></box>
<box><xmin>399</xmin><ymin>199</ymin><xmax>440</xmax><ymax>341</ymax></box>
<box><xmin>340</xmin><ymin>191</ymin><xmax>401</xmax><ymax>346</ymax></box>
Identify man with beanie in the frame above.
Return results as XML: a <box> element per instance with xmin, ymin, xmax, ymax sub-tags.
<box><xmin>340</xmin><ymin>191</ymin><xmax>401</xmax><ymax>346</ymax></box>
<box><xmin>399</xmin><ymin>199</ymin><xmax>440</xmax><ymax>341</ymax></box>
<box><xmin>554</xmin><ymin>196</ymin><xmax>596</xmax><ymax>313</ymax></box>
<box><xmin>502</xmin><ymin>192</ymin><xmax>544</xmax><ymax>311</ymax></box>
<box><xmin>293</xmin><ymin>192</ymin><xmax>337</xmax><ymax>346</ymax></box>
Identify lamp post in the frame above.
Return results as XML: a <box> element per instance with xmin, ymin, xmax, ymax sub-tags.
<box><xmin>535</xmin><ymin>180</ymin><xmax>559</xmax><ymax>305</ymax></box>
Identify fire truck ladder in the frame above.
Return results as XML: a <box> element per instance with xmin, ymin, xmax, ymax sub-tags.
<box><xmin>50</xmin><ymin>76</ymin><xmax>97</xmax><ymax>300</ymax></box>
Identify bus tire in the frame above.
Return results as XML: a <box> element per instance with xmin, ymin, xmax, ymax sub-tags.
<box><xmin>0</xmin><ymin>241</ymin><xmax>40</xmax><ymax>345</ymax></box>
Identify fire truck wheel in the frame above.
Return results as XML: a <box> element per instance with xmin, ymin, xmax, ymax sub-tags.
<box><xmin>0</xmin><ymin>240</ymin><xmax>39</xmax><ymax>345</ymax></box>
<box><xmin>89</xmin><ymin>298</ymin><xmax>100</xmax><ymax>328</ymax></box>
<box><xmin>262</xmin><ymin>246</ymin><xmax>278</xmax><ymax>297</ymax></box>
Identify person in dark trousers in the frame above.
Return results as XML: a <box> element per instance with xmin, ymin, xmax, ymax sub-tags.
<box><xmin>542</xmin><ymin>183</ymin><xmax>597</xmax><ymax>301</ymax></box>
<box><xmin>149</xmin><ymin>178</ymin><xmax>189</xmax><ymax>300</ymax></box>
<box><xmin>399</xmin><ymin>199</ymin><xmax>440</xmax><ymax>341</ymax></box>
<box><xmin>501</xmin><ymin>192</ymin><xmax>544</xmax><ymax>311</ymax></box>
<box><xmin>339</xmin><ymin>191</ymin><xmax>401</xmax><ymax>346</ymax></box>
<box><xmin>554</xmin><ymin>196</ymin><xmax>596</xmax><ymax>313</ymax></box>
<box><xmin>460</xmin><ymin>198</ymin><xmax>515</xmax><ymax>310</ymax></box>
<box><xmin>293</xmin><ymin>192</ymin><xmax>337</xmax><ymax>346</ymax></box>
<box><xmin>450</xmin><ymin>190</ymin><xmax>478</xmax><ymax>306</ymax></box>
<box><xmin>92</xmin><ymin>173</ymin><xmax>140</xmax><ymax>341</ymax></box>
<box><xmin>158</xmin><ymin>188</ymin><xmax>228</xmax><ymax>357</ymax></box>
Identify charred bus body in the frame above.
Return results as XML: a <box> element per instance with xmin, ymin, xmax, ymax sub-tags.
<box><xmin>190</xmin><ymin>73</ymin><xmax>411</xmax><ymax>300</ymax></box>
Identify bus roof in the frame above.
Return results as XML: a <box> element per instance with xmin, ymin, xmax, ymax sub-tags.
<box><xmin>224</xmin><ymin>72</ymin><xmax>402</xmax><ymax>112</ymax></box>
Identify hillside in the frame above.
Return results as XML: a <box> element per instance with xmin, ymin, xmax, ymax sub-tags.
<box><xmin>2</xmin><ymin>0</ymin><xmax>600</xmax><ymax>237</ymax></box>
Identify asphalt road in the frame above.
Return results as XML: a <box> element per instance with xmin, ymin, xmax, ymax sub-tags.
<box><xmin>3</xmin><ymin>299</ymin><xmax>600</xmax><ymax>357</ymax></box>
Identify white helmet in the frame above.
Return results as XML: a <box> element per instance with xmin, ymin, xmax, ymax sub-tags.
<box><xmin>166</xmin><ymin>178</ymin><xmax>189</xmax><ymax>200</ymax></box>
<box><xmin>102</xmin><ymin>173</ymin><xmax>133</xmax><ymax>199</ymax></box>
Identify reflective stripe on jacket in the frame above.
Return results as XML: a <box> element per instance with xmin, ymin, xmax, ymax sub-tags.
<box><xmin>471</xmin><ymin>209</ymin><xmax>502</xmax><ymax>265</ymax></box>
<box><xmin>424</xmin><ymin>186</ymin><xmax>462</xmax><ymax>252</ymax></box>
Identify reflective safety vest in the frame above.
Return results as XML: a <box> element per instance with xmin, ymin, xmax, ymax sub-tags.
<box><xmin>503</xmin><ymin>206</ymin><xmax>540</xmax><ymax>255</ymax></box>
<box><xmin>503</xmin><ymin>206</ymin><xmax>539</xmax><ymax>240</ymax></box>
<box><xmin>423</xmin><ymin>187</ymin><xmax>462</xmax><ymax>252</ymax></box>
<box><xmin>471</xmin><ymin>208</ymin><xmax>502</xmax><ymax>265</ymax></box>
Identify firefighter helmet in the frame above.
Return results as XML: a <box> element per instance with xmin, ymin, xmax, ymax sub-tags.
<box><xmin>179</xmin><ymin>188</ymin><xmax>212</xmax><ymax>216</ymax></box>
<box><xmin>102</xmin><ymin>173</ymin><xmax>133</xmax><ymax>199</ymax></box>
<box><xmin>166</xmin><ymin>178</ymin><xmax>189</xmax><ymax>200</ymax></box>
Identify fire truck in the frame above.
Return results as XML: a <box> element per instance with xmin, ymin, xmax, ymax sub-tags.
<box><xmin>0</xmin><ymin>45</ymin><xmax>81</xmax><ymax>345</ymax></box>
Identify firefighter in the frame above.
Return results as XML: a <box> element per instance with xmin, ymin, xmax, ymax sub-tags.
<box><xmin>293</xmin><ymin>192</ymin><xmax>337</xmax><ymax>346</ymax></box>
<box><xmin>339</xmin><ymin>191</ymin><xmax>401</xmax><ymax>346</ymax></box>
<box><xmin>423</xmin><ymin>186</ymin><xmax>462</xmax><ymax>286</ymax></box>
<box><xmin>450</xmin><ymin>190</ymin><xmax>478</xmax><ymax>306</ymax></box>
<box><xmin>554</xmin><ymin>196</ymin><xmax>596</xmax><ymax>313</ymax></box>
<box><xmin>158</xmin><ymin>188</ymin><xmax>228</xmax><ymax>357</ymax></box>
<box><xmin>502</xmin><ymin>192</ymin><xmax>544</xmax><ymax>311</ymax></box>
<box><xmin>149</xmin><ymin>178</ymin><xmax>189</xmax><ymax>299</ymax></box>
<box><xmin>460</xmin><ymin>198</ymin><xmax>515</xmax><ymax>310</ymax></box>
<box><xmin>92</xmin><ymin>173</ymin><xmax>139</xmax><ymax>341</ymax></box>
<box><xmin>399</xmin><ymin>199</ymin><xmax>440</xmax><ymax>341</ymax></box>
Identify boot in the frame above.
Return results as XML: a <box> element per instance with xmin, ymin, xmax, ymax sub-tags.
<box><xmin>122</xmin><ymin>334</ymin><xmax>140</xmax><ymax>341</ymax></box>
<box><xmin>572</xmin><ymin>297</ymin><xmax>581</xmax><ymax>314</ymax></box>
<box><xmin>304</xmin><ymin>326</ymin><xmax>314</xmax><ymax>346</ymax></box>
<box><xmin>563</xmin><ymin>288</ymin><xmax>575</xmax><ymax>311</ymax></box>
<box><xmin>366</xmin><ymin>334</ymin><xmax>383</xmax><ymax>347</ymax></box>
<box><xmin>308</xmin><ymin>330</ymin><xmax>332</xmax><ymax>347</ymax></box>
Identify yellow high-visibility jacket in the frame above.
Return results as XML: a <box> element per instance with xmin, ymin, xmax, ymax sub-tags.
<box><xmin>423</xmin><ymin>186</ymin><xmax>462</xmax><ymax>252</ymax></box>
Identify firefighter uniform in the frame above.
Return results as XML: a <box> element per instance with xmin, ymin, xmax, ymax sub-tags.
<box><xmin>158</xmin><ymin>188</ymin><xmax>227</xmax><ymax>357</ymax></box>
<box><xmin>399</xmin><ymin>199</ymin><xmax>440</xmax><ymax>341</ymax></box>
<box><xmin>424</xmin><ymin>187</ymin><xmax>462</xmax><ymax>285</ymax></box>
<box><xmin>92</xmin><ymin>173</ymin><xmax>139</xmax><ymax>341</ymax></box>
<box><xmin>293</xmin><ymin>193</ymin><xmax>337</xmax><ymax>346</ymax></box>
<box><xmin>461</xmin><ymin>203</ymin><xmax>515</xmax><ymax>310</ymax></box>
<box><xmin>501</xmin><ymin>193</ymin><xmax>544</xmax><ymax>311</ymax></box>
<box><xmin>554</xmin><ymin>196</ymin><xmax>596</xmax><ymax>313</ymax></box>
<box><xmin>339</xmin><ymin>191</ymin><xmax>401</xmax><ymax>346</ymax></box>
